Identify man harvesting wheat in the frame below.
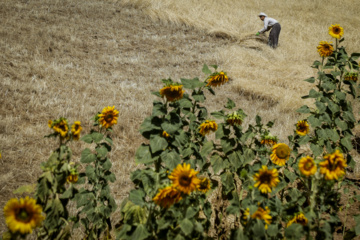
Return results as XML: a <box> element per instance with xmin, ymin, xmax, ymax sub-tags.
<box><xmin>256</xmin><ymin>12</ymin><xmax>281</xmax><ymax>48</ymax></box>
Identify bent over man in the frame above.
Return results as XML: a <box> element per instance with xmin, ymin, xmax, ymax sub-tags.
<box><xmin>256</xmin><ymin>12</ymin><xmax>281</xmax><ymax>48</ymax></box>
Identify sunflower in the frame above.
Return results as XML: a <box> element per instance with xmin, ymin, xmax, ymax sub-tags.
<box><xmin>206</xmin><ymin>71</ymin><xmax>229</xmax><ymax>87</ymax></box>
<box><xmin>251</xmin><ymin>206</ymin><xmax>272</xmax><ymax>229</ymax></box>
<box><xmin>52</xmin><ymin>118</ymin><xmax>69</xmax><ymax>138</ymax></box>
<box><xmin>48</xmin><ymin>120</ymin><xmax>53</xmax><ymax>128</ymax></box>
<box><xmin>162</xmin><ymin>131</ymin><xmax>170</xmax><ymax>138</ymax></box>
<box><xmin>253</xmin><ymin>165</ymin><xmax>280</xmax><ymax>194</ymax></box>
<box><xmin>287</xmin><ymin>213</ymin><xmax>308</xmax><ymax>227</ymax></box>
<box><xmin>159</xmin><ymin>84</ymin><xmax>184</xmax><ymax>102</ymax></box>
<box><xmin>98</xmin><ymin>106</ymin><xmax>119</xmax><ymax>129</ymax></box>
<box><xmin>67</xmin><ymin>173</ymin><xmax>79</xmax><ymax>183</ymax></box>
<box><xmin>71</xmin><ymin>121</ymin><xmax>82</xmax><ymax>140</ymax></box>
<box><xmin>298</xmin><ymin>156</ymin><xmax>317</xmax><ymax>176</ymax></box>
<box><xmin>153</xmin><ymin>186</ymin><xmax>182</xmax><ymax>208</ymax></box>
<box><xmin>296</xmin><ymin>120</ymin><xmax>310</xmax><ymax>136</ymax></box>
<box><xmin>317</xmin><ymin>41</ymin><xmax>334</xmax><ymax>57</ymax></box>
<box><xmin>4</xmin><ymin>197</ymin><xmax>44</xmax><ymax>235</ymax></box>
<box><xmin>197</xmin><ymin>176</ymin><xmax>211</xmax><ymax>193</ymax></box>
<box><xmin>241</xmin><ymin>208</ymin><xmax>250</xmax><ymax>224</ymax></box>
<box><xmin>226</xmin><ymin>111</ymin><xmax>243</xmax><ymax>126</ymax></box>
<box><xmin>199</xmin><ymin>120</ymin><xmax>218</xmax><ymax>136</ymax></box>
<box><xmin>328</xmin><ymin>24</ymin><xmax>344</xmax><ymax>39</ymax></box>
<box><xmin>270</xmin><ymin>143</ymin><xmax>291</xmax><ymax>166</ymax></box>
<box><xmin>319</xmin><ymin>150</ymin><xmax>347</xmax><ymax>180</ymax></box>
<box><xmin>260</xmin><ymin>134</ymin><xmax>278</xmax><ymax>147</ymax></box>
<box><xmin>168</xmin><ymin>163</ymin><xmax>200</xmax><ymax>194</ymax></box>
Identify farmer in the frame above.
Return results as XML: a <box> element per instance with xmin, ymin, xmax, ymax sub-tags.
<box><xmin>255</xmin><ymin>12</ymin><xmax>281</xmax><ymax>48</ymax></box>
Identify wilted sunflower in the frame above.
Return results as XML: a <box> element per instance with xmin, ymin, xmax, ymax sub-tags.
<box><xmin>296</xmin><ymin>120</ymin><xmax>310</xmax><ymax>136</ymax></box>
<box><xmin>71</xmin><ymin>121</ymin><xmax>82</xmax><ymax>140</ymax></box>
<box><xmin>162</xmin><ymin>131</ymin><xmax>170</xmax><ymax>138</ymax></box>
<box><xmin>298</xmin><ymin>156</ymin><xmax>317</xmax><ymax>176</ymax></box>
<box><xmin>153</xmin><ymin>186</ymin><xmax>182</xmax><ymax>208</ymax></box>
<box><xmin>328</xmin><ymin>24</ymin><xmax>344</xmax><ymax>39</ymax></box>
<box><xmin>159</xmin><ymin>84</ymin><xmax>184</xmax><ymax>102</ymax></box>
<box><xmin>199</xmin><ymin>120</ymin><xmax>218</xmax><ymax>136</ymax></box>
<box><xmin>319</xmin><ymin>150</ymin><xmax>347</xmax><ymax>180</ymax></box>
<box><xmin>206</xmin><ymin>71</ymin><xmax>229</xmax><ymax>87</ymax></box>
<box><xmin>98</xmin><ymin>106</ymin><xmax>119</xmax><ymax>129</ymax></box>
<box><xmin>287</xmin><ymin>213</ymin><xmax>308</xmax><ymax>227</ymax></box>
<box><xmin>260</xmin><ymin>134</ymin><xmax>278</xmax><ymax>147</ymax></box>
<box><xmin>226</xmin><ymin>111</ymin><xmax>243</xmax><ymax>126</ymax></box>
<box><xmin>317</xmin><ymin>41</ymin><xmax>334</xmax><ymax>57</ymax></box>
<box><xmin>52</xmin><ymin>118</ymin><xmax>69</xmax><ymax>138</ymax></box>
<box><xmin>251</xmin><ymin>206</ymin><xmax>272</xmax><ymax>229</ymax></box>
<box><xmin>4</xmin><ymin>197</ymin><xmax>44</xmax><ymax>235</ymax></box>
<box><xmin>197</xmin><ymin>176</ymin><xmax>211</xmax><ymax>193</ymax></box>
<box><xmin>168</xmin><ymin>163</ymin><xmax>200</xmax><ymax>194</ymax></box>
<box><xmin>270</xmin><ymin>143</ymin><xmax>291</xmax><ymax>166</ymax></box>
<box><xmin>253</xmin><ymin>165</ymin><xmax>280</xmax><ymax>194</ymax></box>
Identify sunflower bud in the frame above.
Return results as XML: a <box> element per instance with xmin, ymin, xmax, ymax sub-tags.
<box><xmin>344</xmin><ymin>72</ymin><xmax>358</xmax><ymax>82</ymax></box>
<box><xmin>260</xmin><ymin>134</ymin><xmax>278</xmax><ymax>146</ymax></box>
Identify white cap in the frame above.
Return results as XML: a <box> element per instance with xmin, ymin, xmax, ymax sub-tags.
<box><xmin>258</xmin><ymin>12</ymin><xmax>267</xmax><ymax>17</ymax></box>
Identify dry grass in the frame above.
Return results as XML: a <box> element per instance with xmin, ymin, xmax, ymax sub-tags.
<box><xmin>1</xmin><ymin>0</ymin><xmax>360</xmax><ymax>237</ymax></box>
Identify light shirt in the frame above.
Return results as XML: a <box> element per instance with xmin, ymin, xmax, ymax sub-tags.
<box><xmin>259</xmin><ymin>17</ymin><xmax>279</xmax><ymax>33</ymax></box>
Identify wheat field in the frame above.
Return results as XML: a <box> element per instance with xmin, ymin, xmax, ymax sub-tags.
<box><xmin>1</xmin><ymin>0</ymin><xmax>360</xmax><ymax>236</ymax></box>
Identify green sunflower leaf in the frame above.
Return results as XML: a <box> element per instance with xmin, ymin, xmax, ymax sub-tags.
<box><xmin>81</xmin><ymin>148</ymin><xmax>96</xmax><ymax>163</ymax></box>
<box><xmin>150</xmin><ymin>135</ymin><xmax>168</xmax><ymax>153</ymax></box>
<box><xmin>130</xmin><ymin>224</ymin><xmax>150</xmax><ymax>240</ymax></box>
<box><xmin>181</xmin><ymin>78</ymin><xmax>205</xmax><ymax>90</ymax></box>
<box><xmin>221</xmin><ymin>172</ymin><xmax>234</xmax><ymax>194</ymax></box>
<box><xmin>180</xmin><ymin>218</ymin><xmax>194</xmax><ymax>236</ymax></box>
<box><xmin>211</xmin><ymin>154</ymin><xmax>225</xmax><ymax>174</ymax></box>
<box><xmin>91</xmin><ymin>132</ymin><xmax>103</xmax><ymax>143</ymax></box>
<box><xmin>304</xmin><ymin>77</ymin><xmax>315</xmax><ymax>83</ymax></box>
<box><xmin>81</xmin><ymin>134</ymin><xmax>93</xmax><ymax>144</ymax></box>
<box><xmin>297</xmin><ymin>105</ymin><xmax>311</xmax><ymax>113</ymax></box>
<box><xmin>135</xmin><ymin>144</ymin><xmax>156</xmax><ymax>164</ymax></box>
<box><xmin>161</xmin><ymin>150</ymin><xmax>181</xmax><ymax>169</ymax></box>
<box><xmin>200</xmin><ymin>141</ymin><xmax>214</xmax><ymax>157</ymax></box>
<box><xmin>225</xmin><ymin>98</ymin><xmax>236</xmax><ymax>109</ymax></box>
<box><xmin>202</xmin><ymin>64</ymin><xmax>212</xmax><ymax>75</ymax></box>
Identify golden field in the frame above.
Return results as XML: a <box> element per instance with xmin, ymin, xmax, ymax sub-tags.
<box><xmin>1</xmin><ymin>0</ymin><xmax>360</xmax><ymax>237</ymax></box>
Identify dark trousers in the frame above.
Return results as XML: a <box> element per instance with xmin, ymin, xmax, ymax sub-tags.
<box><xmin>268</xmin><ymin>23</ymin><xmax>281</xmax><ymax>48</ymax></box>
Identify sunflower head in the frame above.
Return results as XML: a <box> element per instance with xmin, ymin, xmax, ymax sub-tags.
<box><xmin>168</xmin><ymin>163</ymin><xmax>200</xmax><ymax>194</ymax></box>
<box><xmin>199</xmin><ymin>120</ymin><xmax>218</xmax><ymax>136</ymax></box>
<box><xmin>251</xmin><ymin>206</ymin><xmax>272</xmax><ymax>229</ymax></box>
<box><xmin>197</xmin><ymin>176</ymin><xmax>211</xmax><ymax>193</ymax></box>
<box><xmin>287</xmin><ymin>213</ymin><xmax>308</xmax><ymax>227</ymax></box>
<box><xmin>270</xmin><ymin>143</ymin><xmax>291</xmax><ymax>166</ymax></box>
<box><xmin>71</xmin><ymin>121</ymin><xmax>82</xmax><ymax>140</ymax></box>
<box><xmin>206</xmin><ymin>71</ymin><xmax>229</xmax><ymax>87</ymax></box>
<box><xmin>253</xmin><ymin>165</ymin><xmax>280</xmax><ymax>194</ymax></box>
<box><xmin>260</xmin><ymin>134</ymin><xmax>278</xmax><ymax>146</ymax></box>
<box><xmin>51</xmin><ymin>118</ymin><xmax>69</xmax><ymax>138</ymax></box>
<box><xmin>317</xmin><ymin>41</ymin><xmax>334</xmax><ymax>58</ymax></box>
<box><xmin>226</xmin><ymin>111</ymin><xmax>244</xmax><ymax>126</ymax></box>
<box><xmin>98</xmin><ymin>106</ymin><xmax>119</xmax><ymax>129</ymax></box>
<box><xmin>3</xmin><ymin>197</ymin><xmax>44</xmax><ymax>235</ymax></box>
<box><xmin>153</xmin><ymin>186</ymin><xmax>182</xmax><ymax>208</ymax></box>
<box><xmin>329</xmin><ymin>24</ymin><xmax>344</xmax><ymax>39</ymax></box>
<box><xmin>296</xmin><ymin>120</ymin><xmax>310</xmax><ymax>136</ymax></box>
<box><xmin>159</xmin><ymin>83</ymin><xmax>184</xmax><ymax>102</ymax></box>
<box><xmin>298</xmin><ymin>156</ymin><xmax>317</xmax><ymax>177</ymax></box>
<box><xmin>319</xmin><ymin>150</ymin><xmax>347</xmax><ymax>180</ymax></box>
